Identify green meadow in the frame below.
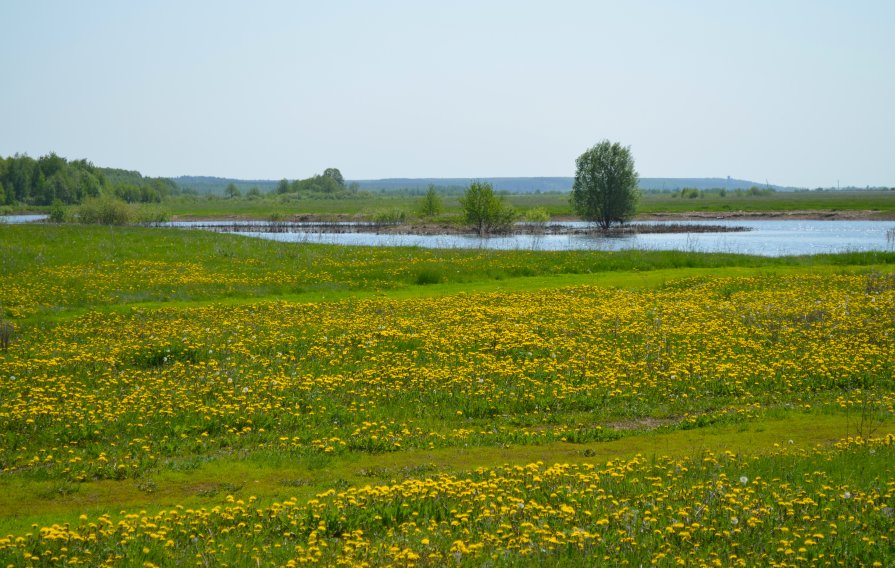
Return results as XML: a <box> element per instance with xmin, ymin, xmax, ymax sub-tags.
<box><xmin>1</xmin><ymin>224</ymin><xmax>893</xmax><ymax>566</ymax></box>
<box><xmin>20</xmin><ymin>188</ymin><xmax>885</xmax><ymax>221</ymax></box>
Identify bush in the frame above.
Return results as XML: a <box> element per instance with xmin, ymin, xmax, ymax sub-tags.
<box><xmin>76</xmin><ymin>197</ymin><xmax>134</xmax><ymax>225</ymax></box>
<box><xmin>49</xmin><ymin>199</ymin><xmax>67</xmax><ymax>223</ymax></box>
<box><xmin>523</xmin><ymin>207</ymin><xmax>550</xmax><ymax>224</ymax></box>
<box><xmin>418</xmin><ymin>185</ymin><xmax>443</xmax><ymax>217</ymax></box>
<box><xmin>460</xmin><ymin>181</ymin><xmax>517</xmax><ymax>236</ymax></box>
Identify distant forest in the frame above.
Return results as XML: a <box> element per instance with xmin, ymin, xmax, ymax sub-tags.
<box><xmin>0</xmin><ymin>153</ymin><xmax>177</xmax><ymax>206</ymax></box>
<box><xmin>350</xmin><ymin>177</ymin><xmax>803</xmax><ymax>194</ymax></box>
<box><xmin>174</xmin><ymin>175</ymin><xmax>803</xmax><ymax>196</ymax></box>
<box><xmin>5</xmin><ymin>153</ymin><xmax>889</xmax><ymax>207</ymax></box>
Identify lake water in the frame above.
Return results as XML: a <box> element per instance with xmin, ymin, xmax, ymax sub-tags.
<box><xmin>164</xmin><ymin>219</ymin><xmax>895</xmax><ymax>257</ymax></box>
<box><xmin>0</xmin><ymin>214</ymin><xmax>48</xmax><ymax>224</ymax></box>
<box><xmin>4</xmin><ymin>216</ymin><xmax>893</xmax><ymax>256</ymax></box>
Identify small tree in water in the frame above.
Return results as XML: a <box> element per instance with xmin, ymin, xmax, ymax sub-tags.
<box><xmin>571</xmin><ymin>140</ymin><xmax>638</xmax><ymax>229</ymax></box>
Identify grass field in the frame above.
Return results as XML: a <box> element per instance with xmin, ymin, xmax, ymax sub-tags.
<box><xmin>149</xmin><ymin>190</ymin><xmax>895</xmax><ymax>220</ymax></box>
<box><xmin>1</xmin><ymin>224</ymin><xmax>894</xmax><ymax>566</ymax></box>
<box><xmin>7</xmin><ymin>189</ymin><xmax>895</xmax><ymax>222</ymax></box>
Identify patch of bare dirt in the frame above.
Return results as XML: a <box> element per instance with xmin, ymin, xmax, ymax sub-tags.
<box><xmin>604</xmin><ymin>417</ymin><xmax>680</xmax><ymax>431</ymax></box>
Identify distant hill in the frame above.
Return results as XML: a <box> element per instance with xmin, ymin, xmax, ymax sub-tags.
<box><xmin>174</xmin><ymin>176</ymin><xmax>279</xmax><ymax>195</ymax></box>
<box><xmin>171</xmin><ymin>175</ymin><xmax>800</xmax><ymax>195</ymax></box>
<box><xmin>352</xmin><ymin>177</ymin><xmax>800</xmax><ymax>193</ymax></box>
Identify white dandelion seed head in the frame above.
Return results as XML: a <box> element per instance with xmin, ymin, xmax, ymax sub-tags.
<box><xmin>739</xmin><ymin>476</ymin><xmax>749</xmax><ymax>485</ymax></box>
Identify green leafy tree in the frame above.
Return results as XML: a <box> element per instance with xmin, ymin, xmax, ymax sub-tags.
<box><xmin>419</xmin><ymin>185</ymin><xmax>443</xmax><ymax>217</ymax></box>
<box><xmin>323</xmin><ymin>168</ymin><xmax>344</xmax><ymax>187</ymax></box>
<box><xmin>224</xmin><ymin>183</ymin><xmax>242</xmax><ymax>199</ymax></box>
<box><xmin>460</xmin><ymin>181</ymin><xmax>516</xmax><ymax>236</ymax></box>
<box><xmin>276</xmin><ymin>179</ymin><xmax>290</xmax><ymax>194</ymax></box>
<box><xmin>571</xmin><ymin>140</ymin><xmax>638</xmax><ymax>229</ymax></box>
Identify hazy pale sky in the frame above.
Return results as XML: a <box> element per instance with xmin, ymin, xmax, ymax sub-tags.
<box><xmin>1</xmin><ymin>1</ymin><xmax>892</xmax><ymax>187</ymax></box>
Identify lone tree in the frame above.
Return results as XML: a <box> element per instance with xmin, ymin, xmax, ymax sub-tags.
<box><xmin>419</xmin><ymin>184</ymin><xmax>443</xmax><ymax>217</ymax></box>
<box><xmin>460</xmin><ymin>181</ymin><xmax>515</xmax><ymax>236</ymax></box>
<box><xmin>571</xmin><ymin>140</ymin><xmax>638</xmax><ymax>229</ymax></box>
<box><xmin>224</xmin><ymin>183</ymin><xmax>241</xmax><ymax>199</ymax></box>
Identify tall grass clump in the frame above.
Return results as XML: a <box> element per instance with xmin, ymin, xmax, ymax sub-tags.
<box><xmin>0</xmin><ymin>319</ymin><xmax>12</xmax><ymax>351</ymax></box>
<box><xmin>372</xmin><ymin>208</ymin><xmax>407</xmax><ymax>225</ymax></box>
<box><xmin>133</xmin><ymin>204</ymin><xmax>171</xmax><ymax>224</ymax></box>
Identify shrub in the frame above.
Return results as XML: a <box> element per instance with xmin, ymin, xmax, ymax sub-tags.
<box><xmin>460</xmin><ymin>181</ymin><xmax>516</xmax><ymax>236</ymax></box>
<box><xmin>76</xmin><ymin>197</ymin><xmax>134</xmax><ymax>225</ymax></box>
<box><xmin>523</xmin><ymin>207</ymin><xmax>550</xmax><ymax>224</ymax></box>
<box><xmin>418</xmin><ymin>185</ymin><xmax>443</xmax><ymax>217</ymax></box>
<box><xmin>49</xmin><ymin>199</ymin><xmax>67</xmax><ymax>223</ymax></box>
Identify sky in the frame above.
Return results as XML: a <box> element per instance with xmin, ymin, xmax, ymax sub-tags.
<box><xmin>1</xmin><ymin>1</ymin><xmax>893</xmax><ymax>187</ymax></box>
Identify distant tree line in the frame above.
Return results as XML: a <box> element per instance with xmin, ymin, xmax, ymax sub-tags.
<box><xmin>664</xmin><ymin>187</ymin><xmax>776</xmax><ymax>199</ymax></box>
<box><xmin>0</xmin><ymin>153</ymin><xmax>179</xmax><ymax>206</ymax></box>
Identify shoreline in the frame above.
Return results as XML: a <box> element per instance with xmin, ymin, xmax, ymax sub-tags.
<box><xmin>184</xmin><ymin>220</ymin><xmax>751</xmax><ymax>236</ymax></box>
<box><xmin>635</xmin><ymin>209</ymin><xmax>895</xmax><ymax>221</ymax></box>
<box><xmin>163</xmin><ymin>209</ymin><xmax>895</xmax><ymax>237</ymax></box>
<box><xmin>171</xmin><ymin>209</ymin><xmax>895</xmax><ymax>224</ymax></box>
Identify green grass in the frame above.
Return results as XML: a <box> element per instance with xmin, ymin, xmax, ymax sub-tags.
<box><xmin>636</xmin><ymin>189</ymin><xmax>895</xmax><ymax>214</ymax></box>
<box><xmin>3</xmin><ymin>223</ymin><xmax>894</xmax><ymax>319</ymax></box>
<box><xmin>136</xmin><ymin>189</ymin><xmax>895</xmax><ymax>220</ymax></box>
<box><xmin>7</xmin><ymin>188</ymin><xmax>895</xmax><ymax>221</ymax></box>
<box><xmin>0</xmin><ymin>412</ymin><xmax>881</xmax><ymax>535</ymax></box>
<box><xmin>1</xmin><ymin>223</ymin><xmax>893</xmax><ymax>566</ymax></box>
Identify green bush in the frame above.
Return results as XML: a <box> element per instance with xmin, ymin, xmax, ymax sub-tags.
<box><xmin>460</xmin><ymin>181</ymin><xmax>517</xmax><ymax>235</ymax></box>
<box><xmin>49</xmin><ymin>200</ymin><xmax>67</xmax><ymax>223</ymax></box>
<box><xmin>418</xmin><ymin>185</ymin><xmax>443</xmax><ymax>217</ymax></box>
<box><xmin>76</xmin><ymin>197</ymin><xmax>134</xmax><ymax>225</ymax></box>
<box><xmin>523</xmin><ymin>207</ymin><xmax>550</xmax><ymax>224</ymax></box>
